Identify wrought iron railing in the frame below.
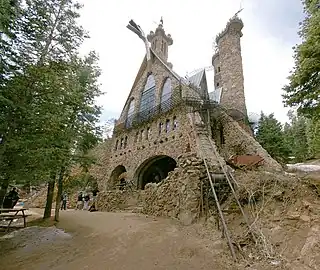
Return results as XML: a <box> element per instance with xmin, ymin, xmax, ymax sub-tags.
<box><xmin>114</xmin><ymin>93</ymin><xmax>247</xmax><ymax>133</ymax></box>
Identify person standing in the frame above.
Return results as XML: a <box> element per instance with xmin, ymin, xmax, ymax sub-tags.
<box><xmin>76</xmin><ymin>192</ymin><xmax>83</xmax><ymax>210</ymax></box>
<box><xmin>92</xmin><ymin>188</ymin><xmax>99</xmax><ymax>203</ymax></box>
<box><xmin>60</xmin><ymin>192</ymin><xmax>68</xmax><ymax>210</ymax></box>
<box><xmin>83</xmin><ymin>193</ymin><xmax>90</xmax><ymax>210</ymax></box>
<box><xmin>6</xmin><ymin>187</ymin><xmax>20</xmax><ymax>208</ymax></box>
<box><xmin>89</xmin><ymin>188</ymin><xmax>99</xmax><ymax>212</ymax></box>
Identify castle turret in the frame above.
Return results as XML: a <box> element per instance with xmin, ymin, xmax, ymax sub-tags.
<box><xmin>212</xmin><ymin>16</ymin><xmax>247</xmax><ymax>120</ymax></box>
<box><xmin>147</xmin><ymin>19</ymin><xmax>173</xmax><ymax>63</ymax></box>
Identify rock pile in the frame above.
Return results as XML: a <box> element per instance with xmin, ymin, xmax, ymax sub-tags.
<box><xmin>142</xmin><ymin>152</ymin><xmax>206</xmax><ymax>225</ymax></box>
<box><xmin>96</xmin><ymin>190</ymin><xmax>140</xmax><ymax>212</ymax></box>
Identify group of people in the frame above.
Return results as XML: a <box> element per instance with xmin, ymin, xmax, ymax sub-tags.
<box><xmin>59</xmin><ymin>190</ymin><xmax>99</xmax><ymax>211</ymax></box>
<box><xmin>72</xmin><ymin>188</ymin><xmax>99</xmax><ymax>211</ymax></box>
<box><xmin>76</xmin><ymin>192</ymin><xmax>91</xmax><ymax>210</ymax></box>
<box><xmin>3</xmin><ymin>187</ymin><xmax>20</xmax><ymax>209</ymax></box>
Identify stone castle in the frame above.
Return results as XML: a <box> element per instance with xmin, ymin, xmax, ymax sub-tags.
<box><xmin>100</xmin><ymin>16</ymin><xmax>281</xmax><ymax>193</ymax></box>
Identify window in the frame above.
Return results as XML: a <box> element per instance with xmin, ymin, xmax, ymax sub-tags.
<box><xmin>120</xmin><ymin>138</ymin><xmax>124</xmax><ymax>149</ymax></box>
<box><xmin>216</xmin><ymin>82</ymin><xmax>220</xmax><ymax>87</ymax></box>
<box><xmin>125</xmin><ymin>98</ymin><xmax>135</xmax><ymax>128</ymax></box>
<box><xmin>115</xmin><ymin>139</ymin><xmax>119</xmax><ymax>150</ymax></box>
<box><xmin>159</xmin><ymin>122</ymin><xmax>163</xmax><ymax>135</ymax></box>
<box><xmin>218</xmin><ymin>66</ymin><xmax>221</xmax><ymax>72</ymax></box>
<box><xmin>165</xmin><ymin>119</ymin><xmax>170</xmax><ymax>133</ymax></box>
<box><xmin>124</xmin><ymin>136</ymin><xmax>128</xmax><ymax>148</ymax></box>
<box><xmin>139</xmin><ymin>75</ymin><xmax>156</xmax><ymax>121</ymax></box>
<box><xmin>160</xmin><ymin>78</ymin><xmax>172</xmax><ymax>112</ymax></box>
<box><xmin>146</xmin><ymin>127</ymin><xmax>151</xmax><ymax>140</ymax></box>
<box><xmin>147</xmin><ymin>127</ymin><xmax>152</xmax><ymax>139</ymax></box>
<box><xmin>134</xmin><ymin>131</ymin><xmax>139</xmax><ymax>143</ymax></box>
<box><xmin>173</xmin><ymin>116</ymin><xmax>178</xmax><ymax>130</ymax></box>
<box><xmin>140</xmin><ymin>130</ymin><xmax>144</xmax><ymax>142</ymax></box>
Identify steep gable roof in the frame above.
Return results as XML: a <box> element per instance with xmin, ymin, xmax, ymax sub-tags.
<box><xmin>188</xmin><ymin>69</ymin><xmax>205</xmax><ymax>89</ymax></box>
<box><xmin>117</xmin><ymin>49</ymin><xmax>204</xmax><ymax>124</ymax></box>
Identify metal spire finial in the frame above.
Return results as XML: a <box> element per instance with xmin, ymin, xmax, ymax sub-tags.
<box><xmin>160</xmin><ymin>16</ymin><xmax>163</xmax><ymax>25</ymax></box>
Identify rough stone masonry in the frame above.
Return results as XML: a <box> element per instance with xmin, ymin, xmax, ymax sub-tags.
<box><xmin>91</xmin><ymin>16</ymin><xmax>282</xmax><ymax>224</ymax></box>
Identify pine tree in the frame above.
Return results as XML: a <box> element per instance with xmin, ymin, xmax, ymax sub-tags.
<box><xmin>283</xmin><ymin>0</ymin><xmax>320</xmax><ymax>118</ymax></box>
<box><xmin>291</xmin><ymin>115</ymin><xmax>309</xmax><ymax>162</ymax></box>
<box><xmin>0</xmin><ymin>0</ymin><xmax>102</xmax><ymax>213</ymax></box>
<box><xmin>255</xmin><ymin>113</ymin><xmax>290</xmax><ymax>163</ymax></box>
<box><xmin>307</xmin><ymin>118</ymin><xmax>320</xmax><ymax>158</ymax></box>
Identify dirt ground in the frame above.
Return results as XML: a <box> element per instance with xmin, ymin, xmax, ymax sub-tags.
<box><xmin>0</xmin><ymin>209</ymin><xmax>237</xmax><ymax>270</ymax></box>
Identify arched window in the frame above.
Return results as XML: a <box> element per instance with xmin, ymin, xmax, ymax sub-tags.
<box><xmin>125</xmin><ymin>98</ymin><xmax>135</xmax><ymax>128</ymax></box>
<box><xmin>161</xmin><ymin>78</ymin><xmax>172</xmax><ymax>112</ymax></box>
<box><xmin>139</xmin><ymin>75</ymin><xmax>156</xmax><ymax>120</ymax></box>
<box><xmin>124</xmin><ymin>136</ymin><xmax>128</xmax><ymax>148</ymax></box>
<box><xmin>173</xmin><ymin>116</ymin><xmax>178</xmax><ymax>130</ymax></box>
<box><xmin>114</xmin><ymin>139</ymin><xmax>119</xmax><ymax>150</ymax></box>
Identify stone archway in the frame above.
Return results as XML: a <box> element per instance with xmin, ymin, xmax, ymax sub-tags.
<box><xmin>110</xmin><ymin>165</ymin><xmax>127</xmax><ymax>188</ymax></box>
<box><xmin>135</xmin><ymin>155</ymin><xmax>177</xmax><ymax>190</ymax></box>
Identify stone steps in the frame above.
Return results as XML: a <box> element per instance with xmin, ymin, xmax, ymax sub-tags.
<box><xmin>193</xmin><ymin>123</ymin><xmax>231</xmax><ymax>203</ymax></box>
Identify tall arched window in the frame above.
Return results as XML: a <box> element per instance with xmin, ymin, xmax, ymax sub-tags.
<box><xmin>125</xmin><ymin>98</ymin><xmax>135</xmax><ymax>128</ymax></box>
<box><xmin>139</xmin><ymin>75</ymin><xmax>156</xmax><ymax>120</ymax></box>
<box><xmin>161</xmin><ymin>78</ymin><xmax>172</xmax><ymax>112</ymax></box>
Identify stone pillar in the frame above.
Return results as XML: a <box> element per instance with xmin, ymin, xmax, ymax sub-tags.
<box><xmin>213</xmin><ymin>16</ymin><xmax>247</xmax><ymax>120</ymax></box>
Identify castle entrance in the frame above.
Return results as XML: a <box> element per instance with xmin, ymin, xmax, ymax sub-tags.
<box><xmin>110</xmin><ymin>165</ymin><xmax>126</xmax><ymax>188</ymax></box>
<box><xmin>135</xmin><ymin>155</ymin><xmax>177</xmax><ymax>190</ymax></box>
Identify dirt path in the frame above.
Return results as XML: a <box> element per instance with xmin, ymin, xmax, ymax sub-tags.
<box><xmin>1</xmin><ymin>210</ymin><xmax>236</xmax><ymax>270</ymax></box>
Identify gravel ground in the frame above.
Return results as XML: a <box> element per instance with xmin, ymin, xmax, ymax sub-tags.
<box><xmin>0</xmin><ymin>209</ymin><xmax>236</xmax><ymax>270</ymax></box>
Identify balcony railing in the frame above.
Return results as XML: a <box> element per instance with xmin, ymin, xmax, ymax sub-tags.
<box><xmin>114</xmin><ymin>94</ymin><xmax>222</xmax><ymax>133</ymax></box>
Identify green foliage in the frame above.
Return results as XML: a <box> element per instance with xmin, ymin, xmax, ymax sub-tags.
<box><xmin>306</xmin><ymin>117</ymin><xmax>320</xmax><ymax>158</ymax></box>
<box><xmin>255</xmin><ymin>112</ymin><xmax>290</xmax><ymax>163</ymax></box>
<box><xmin>286</xmin><ymin>113</ymin><xmax>309</xmax><ymax>162</ymax></box>
<box><xmin>0</xmin><ymin>0</ymin><xmax>102</xmax><ymax>199</ymax></box>
<box><xmin>0</xmin><ymin>0</ymin><xmax>20</xmax><ymax>34</ymax></box>
<box><xmin>283</xmin><ymin>0</ymin><xmax>320</xmax><ymax>118</ymax></box>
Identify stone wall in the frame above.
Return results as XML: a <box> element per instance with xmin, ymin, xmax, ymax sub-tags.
<box><xmin>96</xmin><ymin>190</ymin><xmax>137</xmax><ymax>212</ymax></box>
<box><xmin>214</xmin><ymin>17</ymin><xmax>247</xmax><ymax>118</ymax></box>
<box><xmin>142</xmin><ymin>153</ymin><xmax>204</xmax><ymax>225</ymax></box>
<box><xmin>221</xmin><ymin>114</ymin><xmax>282</xmax><ymax>171</ymax></box>
<box><xmin>102</xmin><ymin>107</ymin><xmax>198</xmax><ymax>190</ymax></box>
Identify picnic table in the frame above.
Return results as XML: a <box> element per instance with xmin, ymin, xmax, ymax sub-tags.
<box><xmin>0</xmin><ymin>208</ymin><xmax>31</xmax><ymax>232</ymax></box>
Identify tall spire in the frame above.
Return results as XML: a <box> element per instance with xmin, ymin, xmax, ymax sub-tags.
<box><xmin>147</xmin><ymin>19</ymin><xmax>173</xmax><ymax>63</ymax></box>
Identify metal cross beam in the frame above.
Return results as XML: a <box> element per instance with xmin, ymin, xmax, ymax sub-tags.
<box><xmin>127</xmin><ymin>19</ymin><xmax>151</xmax><ymax>61</ymax></box>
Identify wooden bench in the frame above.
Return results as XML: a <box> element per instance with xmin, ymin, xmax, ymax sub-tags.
<box><xmin>0</xmin><ymin>208</ymin><xmax>31</xmax><ymax>232</ymax></box>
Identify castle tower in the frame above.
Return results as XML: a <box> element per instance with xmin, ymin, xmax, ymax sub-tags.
<box><xmin>212</xmin><ymin>16</ymin><xmax>248</xmax><ymax>120</ymax></box>
<box><xmin>147</xmin><ymin>18</ymin><xmax>173</xmax><ymax>63</ymax></box>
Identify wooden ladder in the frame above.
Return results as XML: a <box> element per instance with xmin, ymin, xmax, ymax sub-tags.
<box><xmin>191</xmin><ymin>111</ymin><xmax>257</xmax><ymax>261</ymax></box>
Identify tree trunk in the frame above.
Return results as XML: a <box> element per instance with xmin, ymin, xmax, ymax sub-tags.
<box><xmin>0</xmin><ymin>177</ymin><xmax>9</xmax><ymax>208</ymax></box>
<box><xmin>43</xmin><ymin>173</ymin><xmax>56</xmax><ymax>219</ymax></box>
<box><xmin>54</xmin><ymin>167</ymin><xmax>65</xmax><ymax>222</ymax></box>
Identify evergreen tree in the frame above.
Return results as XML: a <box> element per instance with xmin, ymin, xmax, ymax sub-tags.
<box><xmin>283</xmin><ymin>0</ymin><xmax>320</xmax><ymax>118</ymax></box>
<box><xmin>306</xmin><ymin>118</ymin><xmax>320</xmax><ymax>158</ymax></box>
<box><xmin>0</xmin><ymin>0</ymin><xmax>102</xmax><ymax>214</ymax></box>
<box><xmin>290</xmin><ymin>115</ymin><xmax>309</xmax><ymax>162</ymax></box>
<box><xmin>255</xmin><ymin>113</ymin><xmax>289</xmax><ymax>163</ymax></box>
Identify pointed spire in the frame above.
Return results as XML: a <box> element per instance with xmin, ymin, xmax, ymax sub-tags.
<box><xmin>160</xmin><ymin>16</ymin><xmax>163</xmax><ymax>26</ymax></box>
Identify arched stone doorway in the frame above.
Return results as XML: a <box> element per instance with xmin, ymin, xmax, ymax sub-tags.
<box><xmin>135</xmin><ymin>155</ymin><xmax>177</xmax><ymax>190</ymax></box>
<box><xmin>110</xmin><ymin>165</ymin><xmax>127</xmax><ymax>188</ymax></box>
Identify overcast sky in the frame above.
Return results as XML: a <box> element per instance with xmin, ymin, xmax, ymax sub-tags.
<box><xmin>78</xmin><ymin>0</ymin><xmax>304</xmax><ymax>124</ymax></box>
